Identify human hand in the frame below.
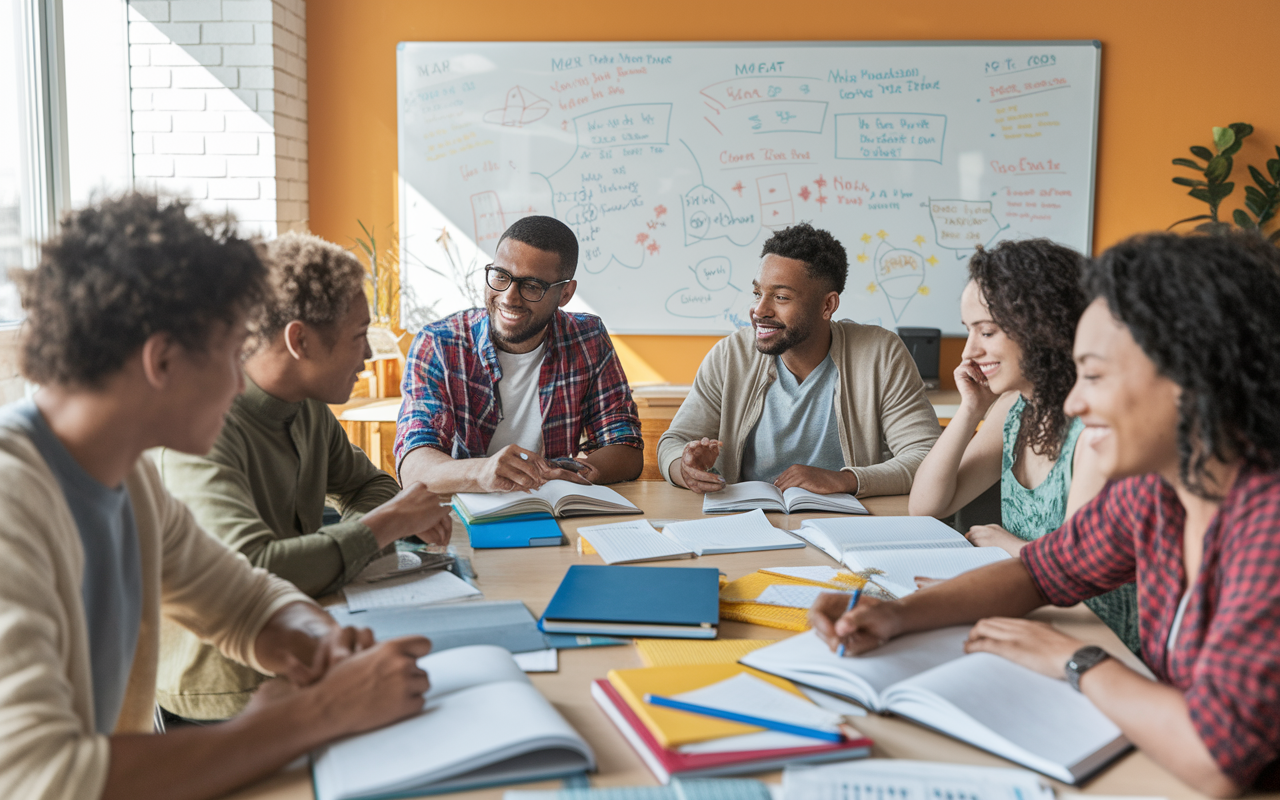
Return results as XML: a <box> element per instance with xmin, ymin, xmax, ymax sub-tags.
<box><xmin>954</xmin><ymin>358</ymin><xmax>1001</xmax><ymax>413</ymax></box>
<box><xmin>964</xmin><ymin>524</ymin><xmax>1026</xmax><ymax>556</ymax></box>
<box><xmin>255</xmin><ymin>602</ymin><xmax>374</xmax><ymax>687</ymax></box>
<box><xmin>774</xmin><ymin>465</ymin><xmax>858</xmax><ymax>495</ymax></box>
<box><xmin>362</xmin><ymin>482</ymin><xmax>453</xmax><ymax>548</ymax></box>
<box><xmin>306</xmin><ymin>636</ymin><xmax>434</xmax><ymax>739</ymax></box>
<box><xmin>679</xmin><ymin>438</ymin><xmax>725</xmax><ymax>494</ymax></box>
<box><xmin>475</xmin><ymin>445</ymin><xmax>548</xmax><ymax>492</ymax></box>
<box><xmin>964</xmin><ymin>617</ymin><xmax>1084</xmax><ymax>679</ymax></box>
<box><xmin>808</xmin><ymin>591</ymin><xmax>903</xmax><ymax>656</ymax></box>
<box><xmin>538</xmin><ymin>457</ymin><xmax>594</xmax><ymax>486</ymax></box>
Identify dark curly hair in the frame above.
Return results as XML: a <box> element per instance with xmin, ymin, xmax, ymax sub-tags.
<box><xmin>968</xmin><ymin>238</ymin><xmax>1087</xmax><ymax>461</ymax></box>
<box><xmin>1085</xmin><ymin>231</ymin><xmax>1280</xmax><ymax>497</ymax></box>
<box><xmin>250</xmin><ymin>232</ymin><xmax>366</xmax><ymax>351</ymax></box>
<box><xmin>499</xmin><ymin>215</ymin><xmax>579</xmax><ymax>279</ymax></box>
<box><xmin>761</xmin><ymin>222</ymin><xmax>848</xmax><ymax>294</ymax></box>
<box><xmin>15</xmin><ymin>192</ymin><xmax>265</xmax><ymax>388</ymax></box>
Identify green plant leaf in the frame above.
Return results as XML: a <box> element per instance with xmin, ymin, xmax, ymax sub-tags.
<box><xmin>1172</xmin><ymin>158</ymin><xmax>1204</xmax><ymax>171</ymax></box>
<box><xmin>1233</xmin><ymin>209</ymin><xmax>1257</xmax><ymax>229</ymax></box>
<box><xmin>1269</xmin><ymin>157</ymin><xmax>1280</xmax><ymax>183</ymax></box>
<box><xmin>1222</xmin><ymin>123</ymin><xmax>1252</xmax><ymax>157</ymax></box>
<box><xmin>1167</xmin><ymin>214</ymin><xmax>1213</xmax><ymax>230</ymax></box>
<box><xmin>1189</xmin><ymin>188</ymin><xmax>1212</xmax><ymax>204</ymax></box>
<box><xmin>1213</xmin><ymin>126</ymin><xmax>1235</xmax><ymax>153</ymax></box>
<box><xmin>1210</xmin><ymin>181</ymin><xmax>1235</xmax><ymax>201</ymax></box>
<box><xmin>1205</xmin><ymin>155</ymin><xmax>1232</xmax><ymax>183</ymax></box>
<box><xmin>1172</xmin><ymin>176</ymin><xmax>1207</xmax><ymax>187</ymax></box>
<box><xmin>1190</xmin><ymin>145</ymin><xmax>1214</xmax><ymax>161</ymax></box>
<box><xmin>1248</xmin><ymin>166</ymin><xmax>1272</xmax><ymax>190</ymax></box>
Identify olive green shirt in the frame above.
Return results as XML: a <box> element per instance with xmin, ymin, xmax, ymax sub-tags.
<box><xmin>153</xmin><ymin>377</ymin><xmax>399</xmax><ymax>719</ymax></box>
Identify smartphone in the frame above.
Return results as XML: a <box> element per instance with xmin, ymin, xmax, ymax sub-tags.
<box><xmin>547</xmin><ymin>457</ymin><xmax>585</xmax><ymax>473</ymax></box>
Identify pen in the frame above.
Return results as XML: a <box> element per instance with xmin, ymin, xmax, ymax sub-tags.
<box><xmin>835</xmin><ymin>588</ymin><xmax>862</xmax><ymax>657</ymax></box>
<box><xmin>642</xmin><ymin>693</ymin><xmax>845</xmax><ymax>743</ymax></box>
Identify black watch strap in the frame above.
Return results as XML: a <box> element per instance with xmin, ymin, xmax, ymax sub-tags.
<box><xmin>1064</xmin><ymin>645</ymin><xmax>1111</xmax><ymax>692</ymax></box>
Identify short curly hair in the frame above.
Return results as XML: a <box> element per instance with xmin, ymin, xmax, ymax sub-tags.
<box><xmin>250</xmin><ymin>232</ymin><xmax>367</xmax><ymax>351</ymax></box>
<box><xmin>15</xmin><ymin>192</ymin><xmax>265</xmax><ymax>388</ymax></box>
<box><xmin>1085</xmin><ymin>231</ymin><xmax>1280</xmax><ymax>498</ymax></box>
<box><xmin>499</xmin><ymin>215</ymin><xmax>579</xmax><ymax>279</ymax></box>
<box><xmin>760</xmin><ymin>222</ymin><xmax>848</xmax><ymax>294</ymax></box>
<box><xmin>968</xmin><ymin>238</ymin><xmax>1087</xmax><ymax>462</ymax></box>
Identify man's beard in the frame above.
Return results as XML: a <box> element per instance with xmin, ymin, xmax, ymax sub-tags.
<box><xmin>487</xmin><ymin>297</ymin><xmax>555</xmax><ymax>349</ymax></box>
<box><xmin>753</xmin><ymin>317</ymin><xmax>811</xmax><ymax>355</ymax></box>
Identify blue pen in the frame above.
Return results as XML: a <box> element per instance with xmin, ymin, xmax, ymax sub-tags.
<box><xmin>835</xmin><ymin>588</ymin><xmax>862</xmax><ymax>657</ymax></box>
<box><xmin>642</xmin><ymin>693</ymin><xmax>845</xmax><ymax>743</ymax></box>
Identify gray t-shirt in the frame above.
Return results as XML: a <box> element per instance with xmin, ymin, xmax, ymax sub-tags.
<box><xmin>4</xmin><ymin>400</ymin><xmax>141</xmax><ymax>734</ymax></box>
<box><xmin>740</xmin><ymin>354</ymin><xmax>845</xmax><ymax>484</ymax></box>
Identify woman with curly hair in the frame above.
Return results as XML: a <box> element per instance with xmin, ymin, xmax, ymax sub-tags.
<box><xmin>815</xmin><ymin>231</ymin><xmax>1280</xmax><ymax>795</ymax></box>
<box><xmin>909</xmin><ymin>238</ymin><xmax>1138</xmax><ymax>651</ymax></box>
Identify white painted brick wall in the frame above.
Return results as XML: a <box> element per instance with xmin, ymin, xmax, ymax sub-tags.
<box><xmin>128</xmin><ymin>0</ymin><xmax>308</xmax><ymax>237</ymax></box>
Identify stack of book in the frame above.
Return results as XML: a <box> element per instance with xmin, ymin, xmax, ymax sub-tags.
<box><xmin>592</xmin><ymin>661</ymin><xmax>872</xmax><ymax>783</ymax></box>
<box><xmin>453</xmin><ymin>479</ymin><xmax>641</xmax><ymax>549</ymax></box>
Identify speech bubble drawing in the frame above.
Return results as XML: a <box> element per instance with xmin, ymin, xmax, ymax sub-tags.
<box><xmin>875</xmin><ymin>244</ymin><xmax>926</xmax><ymax>322</ymax></box>
<box><xmin>573</xmin><ymin>103</ymin><xmax>672</xmax><ymax>150</ymax></box>
<box><xmin>835</xmin><ymin>113</ymin><xmax>946</xmax><ymax>163</ymax></box>
<box><xmin>692</xmin><ymin>256</ymin><xmax>732</xmax><ymax>291</ymax></box>
<box><xmin>929</xmin><ymin>198</ymin><xmax>1010</xmax><ymax>258</ymax></box>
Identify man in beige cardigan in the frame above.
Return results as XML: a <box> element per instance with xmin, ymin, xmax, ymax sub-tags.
<box><xmin>0</xmin><ymin>193</ymin><xmax>433</xmax><ymax>800</ymax></box>
<box><xmin>659</xmin><ymin>223</ymin><xmax>941</xmax><ymax>498</ymax></box>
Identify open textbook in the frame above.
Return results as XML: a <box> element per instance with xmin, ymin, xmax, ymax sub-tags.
<box><xmin>703</xmin><ymin>481</ymin><xmax>868</xmax><ymax>515</ymax></box>
<box><xmin>455</xmin><ymin>480</ymin><xmax>640</xmax><ymax>521</ymax></box>
<box><xmin>311</xmin><ymin>645</ymin><xmax>594</xmax><ymax>800</ymax></box>
<box><xmin>793</xmin><ymin>517</ymin><xmax>1010</xmax><ymax>598</ymax></box>
<box><xmin>578</xmin><ymin>510</ymin><xmax>804</xmax><ymax>564</ymax></box>
<box><xmin>740</xmin><ymin>627</ymin><xmax>1129</xmax><ymax>784</ymax></box>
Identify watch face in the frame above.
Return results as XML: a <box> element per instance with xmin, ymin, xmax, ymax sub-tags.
<box><xmin>1065</xmin><ymin>646</ymin><xmax>1110</xmax><ymax>691</ymax></box>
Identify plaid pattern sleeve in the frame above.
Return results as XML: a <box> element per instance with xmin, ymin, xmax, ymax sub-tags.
<box><xmin>1178</xmin><ymin>470</ymin><xmax>1280</xmax><ymax>788</ymax></box>
<box><xmin>573</xmin><ymin>317</ymin><xmax>642</xmax><ymax>454</ymax></box>
<box><xmin>394</xmin><ymin>324</ymin><xmax>459</xmax><ymax>466</ymax></box>
<box><xmin>1020</xmin><ymin>478</ymin><xmax>1142</xmax><ymax>607</ymax></box>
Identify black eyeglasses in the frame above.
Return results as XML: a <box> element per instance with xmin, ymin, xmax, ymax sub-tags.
<box><xmin>484</xmin><ymin>265</ymin><xmax>571</xmax><ymax>302</ymax></box>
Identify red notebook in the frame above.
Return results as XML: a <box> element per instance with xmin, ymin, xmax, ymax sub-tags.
<box><xmin>592</xmin><ymin>678</ymin><xmax>872</xmax><ymax>784</ymax></box>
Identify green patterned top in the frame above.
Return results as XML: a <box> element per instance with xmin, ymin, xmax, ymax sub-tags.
<box><xmin>1002</xmin><ymin>395</ymin><xmax>1141</xmax><ymax>653</ymax></box>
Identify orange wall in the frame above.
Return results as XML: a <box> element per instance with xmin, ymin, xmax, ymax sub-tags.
<box><xmin>307</xmin><ymin>1</ymin><xmax>1280</xmax><ymax>386</ymax></box>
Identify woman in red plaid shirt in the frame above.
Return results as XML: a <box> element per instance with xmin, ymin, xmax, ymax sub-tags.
<box><xmin>812</xmin><ymin>231</ymin><xmax>1280</xmax><ymax>795</ymax></box>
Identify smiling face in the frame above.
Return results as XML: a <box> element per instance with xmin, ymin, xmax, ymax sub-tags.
<box><xmin>1065</xmin><ymin>298</ymin><xmax>1182</xmax><ymax>481</ymax></box>
<box><xmin>485</xmin><ymin>237</ymin><xmax>575</xmax><ymax>353</ymax></box>
<box><xmin>960</xmin><ymin>280</ymin><xmax>1028</xmax><ymax>395</ymax></box>
<box><xmin>750</xmin><ymin>253</ymin><xmax>836</xmax><ymax>356</ymax></box>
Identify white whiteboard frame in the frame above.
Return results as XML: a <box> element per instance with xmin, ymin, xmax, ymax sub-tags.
<box><xmin>397</xmin><ymin>40</ymin><xmax>1102</xmax><ymax>336</ymax></box>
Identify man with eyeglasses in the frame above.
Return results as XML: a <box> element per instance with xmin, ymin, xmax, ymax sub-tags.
<box><xmin>395</xmin><ymin>216</ymin><xmax>643</xmax><ymax>493</ymax></box>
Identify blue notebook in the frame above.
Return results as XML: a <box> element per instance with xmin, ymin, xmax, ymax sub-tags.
<box><xmin>539</xmin><ymin>565</ymin><xmax>720</xmax><ymax>639</ymax></box>
<box><xmin>456</xmin><ymin>508</ymin><xmax>565</xmax><ymax>549</ymax></box>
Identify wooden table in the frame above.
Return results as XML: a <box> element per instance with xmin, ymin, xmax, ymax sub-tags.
<box><xmin>222</xmin><ymin>482</ymin><xmax>1243</xmax><ymax>800</ymax></box>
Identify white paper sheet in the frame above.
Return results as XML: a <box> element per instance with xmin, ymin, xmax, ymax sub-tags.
<box><xmin>672</xmin><ymin>672</ymin><xmax>843</xmax><ymax>733</ymax></box>
<box><xmin>754</xmin><ymin>584</ymin><xmax>850</xmax><ymax>609</ymax></box>
<box><xmin>577</xmin><ymin>520</ymin><xmax>695</xmax><ymax>564</ymax></box>
<box><xmin>662</xmin><ymin>509</ymin><xmax>803</xmax><ymax>555</ymax></box>
<box><xmin>783</xmin><ymin>759</ymin><xmax>1055</xmax><ymax>800</ymax></box>
<box><xmin>343</xmin><ymin>569</ymin><xmax>482</xmax><ymax>611</ymax></box>
<box><xmin>512</xmin><ymin>649</ymin><xmax>558</xmax><ymax>673</ymax></box>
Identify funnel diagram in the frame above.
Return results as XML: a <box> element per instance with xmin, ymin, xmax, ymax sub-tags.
<box><xmin>483</xmin><ymin>86</ymin><xmax>552</xmax><ymax>127</ymax></box>
<box><xmin>874</xmin><ymin>239</ymin><xmax>927</xmax><ymax>322</ymax></box>
<box><xmin>928</xmin><ymin>198</ymin><xmax>1009</xmax><ymax>259</ymax></box>
<box><xmin>666</xmin><ymin>256</ymin><xmax>742</xmax><ymax>319</ymax></box>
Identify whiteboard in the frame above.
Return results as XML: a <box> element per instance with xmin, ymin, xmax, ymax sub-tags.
<box><xmin>397</xmin><ymin>41</ymin><xmax>1100</xmax><ymax>335</ymax></box>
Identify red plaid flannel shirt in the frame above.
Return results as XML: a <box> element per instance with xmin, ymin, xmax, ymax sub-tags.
<box><xmin>1022</xmin><ymin>468</ymin><xmax>1280</xmax><ymax>789</ymax></box>
<box><xmin>394</xmin><ymin>309</ymin><xmax>642</xmax><ymax>471</ymax></box>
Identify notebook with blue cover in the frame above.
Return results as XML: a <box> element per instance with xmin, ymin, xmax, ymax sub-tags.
<box><xmin>539</xmin><ymin>565</ymin><xmax>720</xmax><ymax>639</ymax></box>
<box><xmin>455</xmin><ymin>506</ymin><xmax>565</xmax><ymax>549</ymax></box>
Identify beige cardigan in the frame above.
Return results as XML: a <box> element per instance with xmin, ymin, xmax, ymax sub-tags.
<box><xmin>0</xmin><ymin>423</ymin><xmax>311</xmax><ymax>800</ymax></box>
<box><xmin>657</xmin><ymin>321</ymin><xmax>942</xmax><ymax>497</ymax></box>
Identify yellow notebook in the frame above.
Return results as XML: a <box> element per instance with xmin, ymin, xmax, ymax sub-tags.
<box><xmin>606</xmin><ymin>663</ymin><xmax>808</xmax><ymax>748</ymax></box>
<box><xmin>719</xmin><ymin>602</ymin><xmax>811</xmax><ymax>631</ymax></box>
<box><xmin>634</xmin><ymin>638</ymin><xmax>779</xmax><ymax>668</ymax></box>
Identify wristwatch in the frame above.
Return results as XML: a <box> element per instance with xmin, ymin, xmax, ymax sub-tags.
<box><xmin>1064</xmin><ymin>645</ymin><xmax>1111</xmax><ymax>692</ymax></box>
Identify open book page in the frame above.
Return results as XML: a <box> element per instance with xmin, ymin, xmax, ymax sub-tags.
<box><xmin>701</xmin><ymin>481</ymin><xmax>786</xmax><ymax>513</ymax></box>
<box><xmin>313</xmin><ymin>646</ymin><xmax>592</xmax><ymax>800</ymax></box>
<box><xmin>843</xmin><ymin>547</ymin><xmax>1010</xmax><ymax>599</ymax></box>
<box><xmin>740</xmin><ymin>627</ymin><xmax>971</xmax><ymax>712</ymax></box>
<box><xmin>797</xmin><ymin>517</ymin><xmax>971</xmax><ymax>562</ymax></box>
<box><xmin>535</xmin><ymin>480</ymin><xmax>640</xmax><ymax>515</ymax></box>
<box><xmin>781</xmin><ymin>487</ymin><xmax>868</xmax><ymax>514</ymax></box>
<box><xmin>784</xmin><ymin>760</ymin><xmax>1056</xmax><ymax>800</ymax></box>
<box><xmin>577</xmin><ymin>520</ymin><xmax>696</xmax><ymax>564</ymax></box>
<box><xmin>453</xmin><ymin>489</ymin><xmax>550</xmax><ymax>519</ymax></box>
<box><xmin>662</xmin><ymin>509</ymin><xmax>803</xmax><ymax>555</ymax></box>
<box><xmin>883</xmin><ymin>652</ymin><xmax>1127</xmax><ymax>782</ymax></box>
<box><xmin>343</xmin><ymin>570</ymin><xmax>482</xmax><ymax>611</ymax></box>
<box><xmin>754</xmin><ymin>584</ymin><xmax>850</xmax><ymax>609</ymax></box>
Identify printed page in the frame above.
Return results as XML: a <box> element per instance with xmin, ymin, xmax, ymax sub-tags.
<box><xmin>344</xmin><ymin>569</ymin><xmax>482</xmax><ymax>611</ymax></box>
<box><xmin>801</xmin><ymin>516</ymin><xmax>972</xmax><ymax>556</ymax></box>
<box><xmin>663</xmin><ymin>509</ymin><xmax>803</xmax><ymax>555</ymax></box>
<box><xmin>577</xmin><ymin>519</ymin><xmax>695</xmax><ymax>564</ymax></box>
<box><xmin>844</xmin><ymin>547</ymin><xmax>1010</xmax><ymax>598</ymax></box>
<box><xmin>754</xmin><ymin>584</ymin><xmax>851</xmax><ymax>609</ymax></box>
<box><xmin>782</xmin><ymin>486</ymin><xmax>868</xmax><ymax>514</ymax></box>
<box><xmin>537</xmin><ymin>480</ymin><xmax>639</xmax><ymax>514</ymax></box>
<box><xmin>453</xmin><ymin>489</ymin><xmax>549</xmax><ymax>518</ymax></box>
<box><xmin>701</xmin><ymin>481</ymin><xmax>786</xmax><ymax>512</ymax></box>
<box><xmin>784</xmin><ymin>759</ymin><xmax>1055</xmax><ymax>800</ymax></box>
